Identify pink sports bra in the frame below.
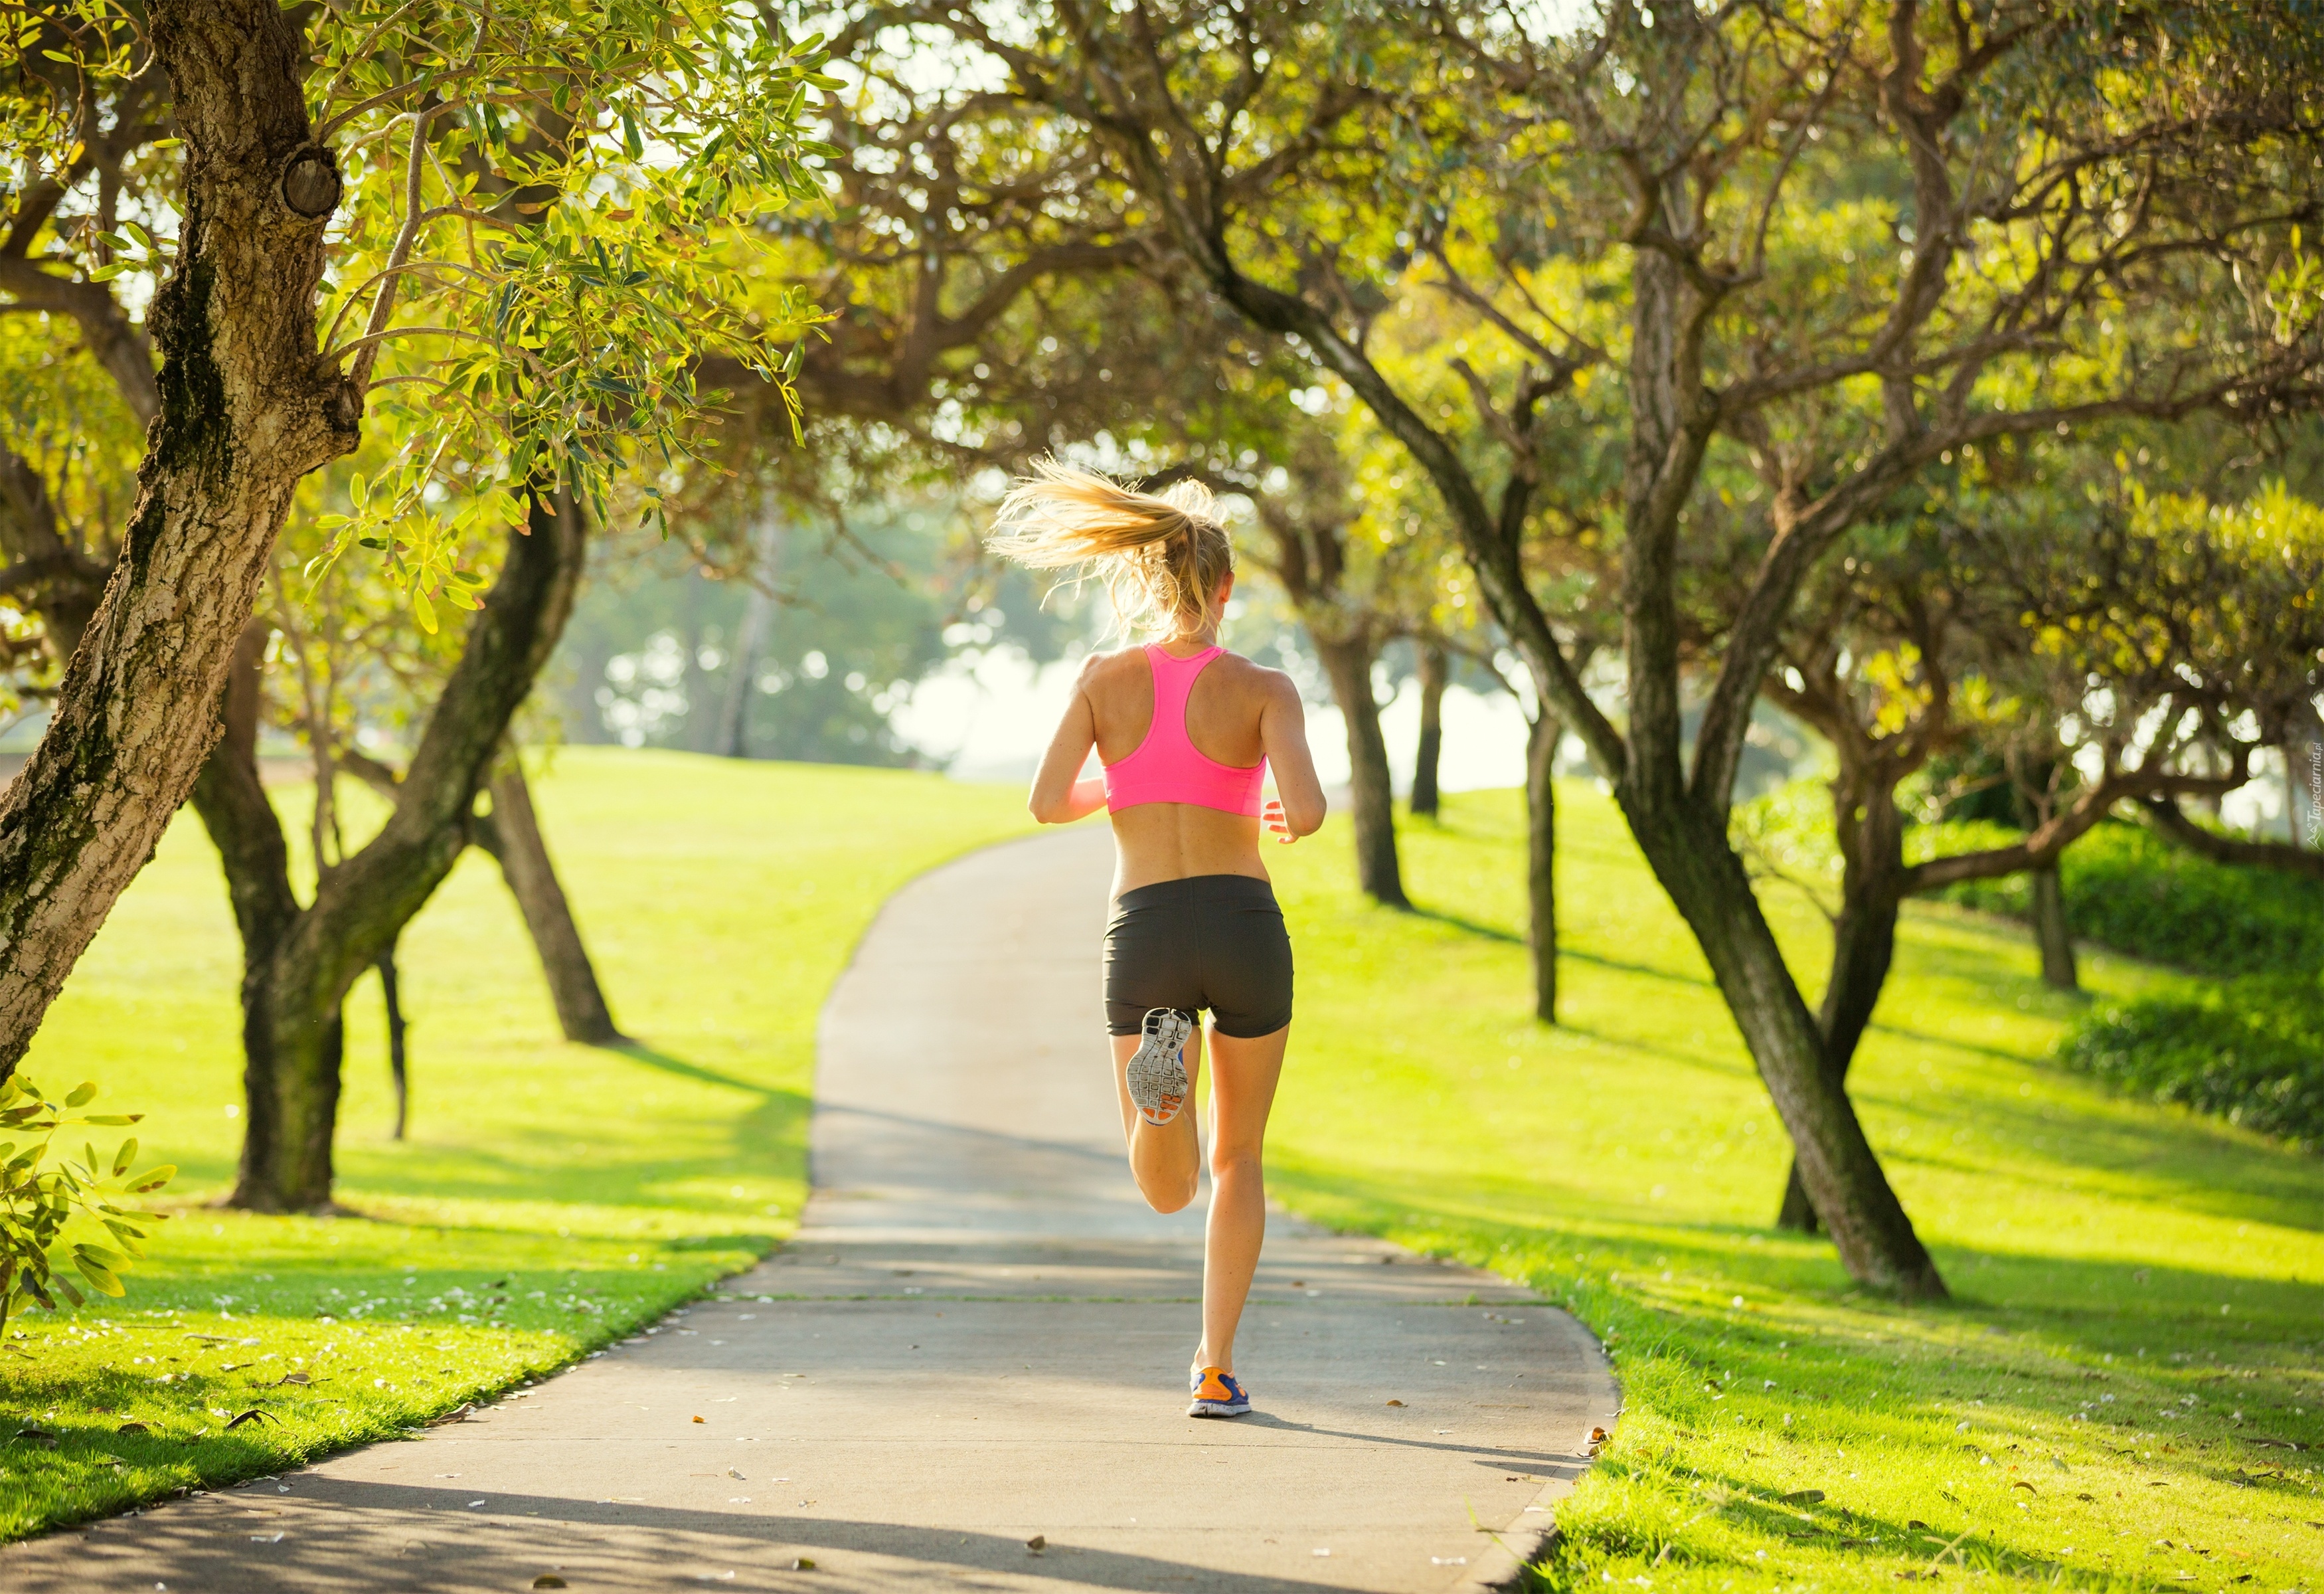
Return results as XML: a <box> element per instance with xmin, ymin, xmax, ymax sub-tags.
<box><xmin>1102</xmin><ymin>645</ymin><xmax>1267</xmax><ymax>818</ymax></box>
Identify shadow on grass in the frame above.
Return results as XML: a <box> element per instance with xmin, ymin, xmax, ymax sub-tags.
<box><xmin>1559</xmin><ymin>946</ymin><xmax>1719</xmax><ymax>990</ymax></box>
<box><xmin>333</xmin><ymin>1036</ymin><xmax>810</xmax><ymax>1216</ymax></box>
<box><xmin>1411</xmin><ymin>904</ymin><xmax>1526</xmax><ymax>944</ymax></box>
<box><xmin>1270</xmin><ymin>1157</ymin><xmax>2324</xmax><ymax>1336</ymax></box>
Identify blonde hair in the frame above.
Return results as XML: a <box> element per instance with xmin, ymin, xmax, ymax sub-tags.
<box><xmin>987</xmin><ymin>458</ymin><xmax>1235</xmax><ymax>638</ymax></box>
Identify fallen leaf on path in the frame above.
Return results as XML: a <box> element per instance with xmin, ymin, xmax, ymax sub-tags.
<box><xmin>532</xmin><ymin>1578</ymin><xmax>567</xmax><ymax>1589</ymax></box>
<box><xmin>728</xmin><ymin>1468</ymin><xmax>746</xmax><ymax>1480</ymax></box>
<box><xmin>692</xmin><ymin>1415</ymin><xmax>705</xmax><ymax>1423</ymax></box>
<box><xmin>225</xmin><ymin>1410</ymin><xmax>274</xmax><ymax>1429</ymax></box>
<box><xmin>250</xmin><ymin>1534</ymin><xmax>284</xmax><ymax>1544</ymax></box>
<box><xmin>790</xmin><ymin>1558</ymin><xmax>815</xmax><ymax>1571</ymax></box>
<box><xmin>1386</xmin><ymin>1399</ymin><xmax>1404</xmax><ymax>1407</ymax></box>
<box><xmin>1027</xmin><ymin>1535</ymin><xmax>1046</xmax><ymax>1552</ymax></box>
<box><xmin>1782</xmin><ymin>1490</ymin><xmax>1825</xmax><ymax>1505</ymax></box>
<box><xmin>117</xmin><ymin>1421</ymin><xmax>149</xmax><ymax>1435</ymax></box>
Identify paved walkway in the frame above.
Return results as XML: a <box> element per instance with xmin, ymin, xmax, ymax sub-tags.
<box><xmin>8</xmin><ymin>827</ymin><xmax>1615</xmax><ymax>1593</ymax></box>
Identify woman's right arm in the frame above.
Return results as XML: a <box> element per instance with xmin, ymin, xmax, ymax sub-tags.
<box><xmin>1027</xmin><ymin>656</ymin><xmax>1109</xmax><ymax>824</ymax></box>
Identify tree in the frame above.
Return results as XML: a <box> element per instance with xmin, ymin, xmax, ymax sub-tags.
<box><xmin>1737</xmin><ymin>461</ymin><xmax>2324</xmax><ymax>1229</ymax></box>
<box><xmin>0</xmin><ymin>0</ymin><xmax>829</xmax><ymax>1082</ymax></box>
<box><xmin>918</xmin><ymin>0</ymin><xmax>2324</xmax><ymax>1296</ymax></box>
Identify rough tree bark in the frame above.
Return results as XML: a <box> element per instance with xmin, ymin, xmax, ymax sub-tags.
<box><xmin>1525</xmin><ymin>711</ymin><xmax>1558</xmax><ymax>1023</ymax></box>
<box><xmin>0</xmin><ymin>0</ymin><xmax>361</xmax><ymax>1078</ymax></box>
<box><xmin>1411</xmin><ymin>640</ymin><xmax>1448</xmax><ymax>819</ymax></box>
<box><xmin>472</xmin><ymin>756</ymin><xmax>625</xmax><ymax>1043</ymax></box>
<box><xmin>194</xmin><ymin>491</ymin><xmax>584</xmax><ymax>1209</ymax></box>
<box><xmin>1314</xmin><ymin>632</ymin><xmax>1408</xmax><ymax>909</ymax></box>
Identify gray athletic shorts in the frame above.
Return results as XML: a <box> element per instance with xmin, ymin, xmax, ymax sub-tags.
<box><xmin>1102</xmin><ymin>874</ymin><xmax>1293</xmax><ymax>1039</ymax></box>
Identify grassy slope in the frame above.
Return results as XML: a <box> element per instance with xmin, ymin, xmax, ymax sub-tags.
<box><xmin>1</xmin><ymin>749</ymin><xmax>1031</xmax><ymax>1540</ymax></box>
<box><xmin>1261</xmin><ymin>787</ymin><xmax>2323</xmax><ymax>1594</ymax></box>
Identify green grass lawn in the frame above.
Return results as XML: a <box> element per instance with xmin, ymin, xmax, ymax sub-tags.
<box><xmin>7</xmin><ymin>753</ymin><xmax>2319</xmax><ymax>1591</ymax></box>
<box><xmin>0</xmin><ymin>749</ymin><xmax>1032</xmax><ymax>1540</ymax></box>
<box><xmin>1260</xmin><ymin>786</ymin><xmax>2323</xmax><ymax>1594</ymax></box>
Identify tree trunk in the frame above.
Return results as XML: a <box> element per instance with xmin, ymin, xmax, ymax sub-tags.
<box><xmin>475</xmin><ymin>756</ymin><xmax>625</xmax><ymax>1043</ymax></box>
<box><xmin>378</xmin><ymin>942</ymin><xmax>409</xmax><ymax>1140</ymax></box>
<box><xmin>716</xmin><ymin>518</ymin><xmax>784</xmax><ymax>758</ymax></box>
<box><xmin>220</xmin><ymin>488</ymin><xmax>585</xmax><ymax>1210</ymax></box>
<box><xmin>0</xmin><ymin>0</ymin><xmax>362</xmax><ymax>1079</ymax></box>
<box><xmin>1622</xmin><ymin>786</ymin><xmax>1946</xmax><ymax>1298</ymax></box>
<box><xmin>2030</xmin><ymin>866</ymin><xmax>2078</xmax><ymax>992</ymax></box>
<box><xmin>1411</xmin><ymin>640</ymin><xmax>1448</xmax><ymax>819</ymax></box>
<box><xmin>1779</xmin><ymin>770</ymin><xmax>1908</xmax><ymax>1233</ymax></box>
<box><xmin>1525</xmin><ymin>711</ymin><xmax>1558</xmax><ymax>1023</ymax></box>
<box><xmin>1314</xmin><ymin>631</ymin><xmax>1408</xmax><ymax>908</ymax></box>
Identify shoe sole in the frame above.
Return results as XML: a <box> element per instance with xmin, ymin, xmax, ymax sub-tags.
<box><xmin>1126</xmin><ymin>1008</ymin><xmax>1193</xmax><ymax>1126</ymax></box>
<box><xmin>1187</xmin><ymin>1399</ymin><xmax>1250</xmax><ymax>1419</ymax></box>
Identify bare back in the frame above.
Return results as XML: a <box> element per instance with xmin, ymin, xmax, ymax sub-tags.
<box><xmin>1028</xmin><ymin>640</ymin><xmax>1328</xmax><ymax>899</ymax></box>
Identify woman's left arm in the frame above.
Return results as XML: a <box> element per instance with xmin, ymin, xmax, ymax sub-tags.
<box><xmin>1258</xmin><ymin>674</ymin><xmax>1328</xmax><ymax>841</ymax></box>
<box><xmin>1027</xmin><ymin>658</ymin><xmax>1109</xmax><ymax>824</ymax></box>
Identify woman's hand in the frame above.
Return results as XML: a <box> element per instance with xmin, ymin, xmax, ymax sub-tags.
<box><xmin>1262</xmin><ymin>797</ymin><xmax>1299</xmax><ymax>844</ymax></box>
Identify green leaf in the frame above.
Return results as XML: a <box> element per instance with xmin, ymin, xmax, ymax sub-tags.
<box><xmin>412</xmin><ymin>588</ymin><xmax>438</xmax><ymax>634</ymax></box>
<box><xmin>80</xmin><ymin>1114</ymin><xmax>139</xmax><ymax>1125</ymax></box>
<box><xmin>73</xmin><ymin>1256</ymin><xmax>125</xmax><ymax>1297</ymax></box>
<box><xmin>129</xmin><ymin>1165</ymin><xmax>176</xmax><ymax>1194</ymax></box>
<box><xmin>112</xmin><ymin>1138</ymin><xmax>137</xmax><ymax>1176</ymax></box>
<box><xmin>64</xmin><ymin>1081</ymin><xmax>97</xmax><ymax>1108</ymax></box>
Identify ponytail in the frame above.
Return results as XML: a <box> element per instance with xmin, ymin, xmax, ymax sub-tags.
<box><xmin>987</xmin><ymin>458</ymin><xmax>1236</xmax><ymax>638</ymax></box>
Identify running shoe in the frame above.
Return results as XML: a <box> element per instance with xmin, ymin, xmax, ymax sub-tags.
<box><xmin>1125</xmin><ymin>1006</ymin><xmax>1193</xmax><ymax>1127</ymax></box>
<box><xmin>1187</xmin><ymin>1366</ymin><xmax>1250</xmax><ymax>1419</ymax></box>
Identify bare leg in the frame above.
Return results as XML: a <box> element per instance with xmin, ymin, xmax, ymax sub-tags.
<box><xmin>1194</xmin><ymin>1021</ymin><xmax>1287</xmax><ymax>1375</ymax></box>
<box><xmin>1111</xmin><ymin>1025</ymin><xmax>1204</xmax><ymax>1215</ymax></box>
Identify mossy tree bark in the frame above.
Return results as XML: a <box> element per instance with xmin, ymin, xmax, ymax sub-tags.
<box><xmin>0</xmin><ymin>0</ymin><xmax>361</xmax><ymax>1079</ymax></box>
<box><xmin>192</xmin><ymin>491</ymin><xmax>584</xmax><ymax>1210</ymax></box>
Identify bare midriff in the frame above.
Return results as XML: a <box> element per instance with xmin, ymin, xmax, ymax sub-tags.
<box><xmin>1108</xmin><ymin>803</ymin><xmax>1268</xmax><ymax>899</ymax></box>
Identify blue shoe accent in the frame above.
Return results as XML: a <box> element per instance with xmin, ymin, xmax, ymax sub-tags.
<box><xmin>1187</xmin><ymin>1366</ymin><xmax>1250</xmax><ymax>1418</ymax></box>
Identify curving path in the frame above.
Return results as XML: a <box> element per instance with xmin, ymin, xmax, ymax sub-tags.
<box><xmin>5</xmin><ymin>826</ymin><xmax>1616</xmax><ymax>1593</ymax></box>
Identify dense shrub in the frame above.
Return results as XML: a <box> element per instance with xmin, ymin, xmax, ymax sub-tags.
<box><xmin>2056</xmin><ymin>974</ymin><xmax>2324</xmax><ymax>1152</ymax></box>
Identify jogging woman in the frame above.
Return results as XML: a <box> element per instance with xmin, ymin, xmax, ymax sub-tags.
<box><xmin>993</xmin><ymin>460</ymin><xmax>1327</xmax><ymax>1420</ymax></box>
